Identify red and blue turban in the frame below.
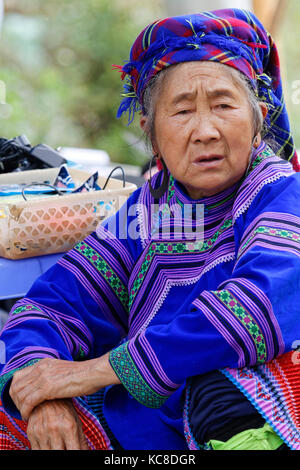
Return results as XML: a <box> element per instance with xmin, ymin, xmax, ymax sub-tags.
<box><xmin>115</xmin><ymin>8</ymin><xmax>299</xmax><ymax>171</ymax></box>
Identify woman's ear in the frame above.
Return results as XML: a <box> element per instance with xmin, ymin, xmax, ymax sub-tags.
<box><xmin>259</xmin><ymin>102</ymin><xmax>268</xmax><ymax>120</ymax></box>
<box><xmin>140</xmin><ymin>115</ymin><xmax>159</xmax><ymax>155</ymax></box>
<box><xmin>253</xmin><ymin>102</ymin><xmax>268</xmax><ymax>147</ymax></box>
<box><xmin>140</xmin><ymin>116</ymin><xmax>147</xmax><ymax>132</ymax></box>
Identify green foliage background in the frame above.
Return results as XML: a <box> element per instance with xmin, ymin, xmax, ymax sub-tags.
<box><xmin>0</xmin><ymin>0</ymin><xmax>161</xmax><ymax>166</ymax></box>
<box><xmin>281</xmin><ymin>0</ymin><xmax>300</xmax><ymax>150</ymax></box>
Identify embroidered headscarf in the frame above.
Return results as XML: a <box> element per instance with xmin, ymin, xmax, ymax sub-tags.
<box><xmin>115</xmin><ymin>8</ymin><xmax>299</xmax><ymax>171</ymax></box>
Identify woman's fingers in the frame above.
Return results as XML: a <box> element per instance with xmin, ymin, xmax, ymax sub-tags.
<box><xmin>10</xmin><ymin>380</ymin><xmax>43</xmax><ymax>421</ymax></box>
<box><xmin>10</xmin><ymin>362</ymin><xmax>49</xmax><ymax>419</ymax></box>
<box><xmin>9</xmin><ymin>359</ymin><xmax>80</xmax><ymax>420</ymax></box>
<box><xmin>79</xmin><ymin>433</ymin><xmax>90</xmax><ymax>450</ymax></box>
<box><xmin>26</xmin><ymin>399</ymin><xmax>88</xmax><ymax>451</ymax></box>
<box><xmin>26</xmin><ymin>430</ymin><xmax>41</xmax><ymax>451</ymax></box>
<box><xmin>9</xmin><ymin>366</ymin><xmax>35</xmax><ymax>412</ymax></box>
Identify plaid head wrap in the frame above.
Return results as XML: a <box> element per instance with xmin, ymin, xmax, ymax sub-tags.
<box><xmin>116</xmin><ymin>8</ymin><xmax>299</xmax><ymax>171</ymax></box>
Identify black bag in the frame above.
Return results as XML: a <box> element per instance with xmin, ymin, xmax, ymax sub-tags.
<box><xmin>0</xmin><ymin>134</ymin><xmax>66</xmax><ymax>173</ymax></box>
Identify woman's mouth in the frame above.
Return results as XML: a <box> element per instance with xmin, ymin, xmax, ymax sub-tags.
<box><xmin>192</xmin><ymin>155</ymin><xmax>224</xmax><ymax>168</ymax></box>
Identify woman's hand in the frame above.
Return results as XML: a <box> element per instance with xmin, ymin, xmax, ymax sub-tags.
<box><xmin>9</xmin><ymin>354</ymin><xmax>120</xmax><ymax>421</ymax></box>
<box><xmin>26</xmin><ymin>398</ymin><xmax>89</xmax><ymax>450</ymax></box>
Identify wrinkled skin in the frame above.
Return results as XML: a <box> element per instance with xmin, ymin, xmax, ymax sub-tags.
<box><xmin>10</xmin><ymin>354</ymin><xmax>119</xmax><ymax>449</ymax></box>
<box><xmin>26</xmin><ymin>399</ymin><xmax>89</xmax><ymax>450</ymax></box>
<box><xmin>141</xmin><ymin>61</ymin><xmax>267</xmax><ymax>199</ymax></box>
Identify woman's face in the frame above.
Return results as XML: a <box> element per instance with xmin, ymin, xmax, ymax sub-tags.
<box><xmin>143</xmin><ymin>61</ymin><xmax>266</xmax><ymax>199</ymax></box>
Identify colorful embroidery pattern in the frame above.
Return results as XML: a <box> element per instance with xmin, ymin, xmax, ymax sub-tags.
<box><xmin>213</xmin><ymin>290</ymin><xmax>267</xmax><ymax>363</ymax></box>
<box><xmin>232</xmin><ymin>148</ymin><xmax>294</xmax><ymax>223</ymax></box>
<box><xmin>3</xmin><ymin>298</ymin><xmax>94</xmax><ymax>373</ymax></box>
<box><xmin>238</xmin><ymin>217</ymin><xmax>300</xmax><ymax>261</ymax></box>
<box><xmin>109</xmin><ymin>343</ymin><xmax>167</xmax><ymax>409</ymax></box>
<box><xmin>11</xmin><ymin>305</ymin><xmax>42</xmax><ymax>315</ymax></box>
<box><xmin>194</xmin><ymin>277</ymin><xmax>283</xmax><ymax>368</ymax></box>
<box><xmin>249</xmin><ymin>145</ymin><xmax>274</xmax><ymax>171</ymax></box>
<box><xmin>129</xmin><ymin>218</ymin><xmax>233</xmax><ymax>309</ymax></box>
<box><xmin>74</xmin><ymin>240</ymin><xmax>129</xmax><ymax>310</ymax></box>
<box><xmin>183</xmin><ymin>383</ymin><xmax>203</xmax><ymax>451</ymax></box>
<box><xmin>221</xmin><ymin>351</ymin><xmax>300</xmax><ymax>450</ymax></box>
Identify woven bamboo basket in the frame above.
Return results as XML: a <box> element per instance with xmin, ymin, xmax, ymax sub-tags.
<box><xmin>0</xmin><ymin>167</ymin><xmax>137</xmax><ymax>259</ymax></box>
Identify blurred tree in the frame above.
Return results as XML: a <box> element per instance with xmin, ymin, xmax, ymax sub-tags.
<box><xmin>1</xmin><ymin>0</ymin><xmax>298</xmax><ymax>164</ymax></box>
<box><xmin>0</xmin><ymin>0</ymin><xmax>162</xmax><ymax>165</ymax></box>
<box><xmin>281</xmin><ymin>0</ymin><xmax>300</xmax><ymax>150</ymax></box>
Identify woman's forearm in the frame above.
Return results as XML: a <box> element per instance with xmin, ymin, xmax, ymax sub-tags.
<box><xmin>79</xmin><ymin>352</ymin><xmax>121</xmax><ymax>393</ymax></box>
<box><xmin>9</xmin><ymin>353</ymin><xmax>121</xmax><ymax>421</ymax></box>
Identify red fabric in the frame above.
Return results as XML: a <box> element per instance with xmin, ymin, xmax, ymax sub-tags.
<box><xmin>0</xmin><ymin>399</ymin><xmax>109</xmax><ymax>450</ymax></box>
<box><xmin>292</xmin><ymin>153</ymin><xmax>300</xmax><ymax>172</ymax></box>
<box><xmin>156</xmin><ymin>159</ymin><xmax>163</xmax><ymax>171</ymax></box>
<box><xmin>268</xmin><ymin>351</ymin><xmax>300</xmax><ymax>432</ymax></box>
<box><xmin>0</xmin><ymin>403</ymin><xmax>29</xmax><ymax>450</ymax></box>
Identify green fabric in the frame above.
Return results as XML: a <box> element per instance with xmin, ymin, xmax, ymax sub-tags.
<box><xmin>208</xmin><ymin>423</ymin><xmax>284</xmax><ymax>450</ymax></box>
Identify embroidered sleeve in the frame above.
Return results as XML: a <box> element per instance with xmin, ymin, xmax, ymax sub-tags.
<box><xmin>237</xmin><ymin>211</ymin><xmax>300</xmax><ymax>261</ymax></box>
<box><xmin>0</xmin><ymin>228</ymin><xmax>134</xmax><ymax>416</ymax></box>
<box><xmin>109</xmin><ymin>334</ymin><xmax>179</xmax><ymax>408</ymax></box>
<box><xmin>193</xmin><ymin>277</ymin><xmax>284</xmax><ymax>368</ymax></box>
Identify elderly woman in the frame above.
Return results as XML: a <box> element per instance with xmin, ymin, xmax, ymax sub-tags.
<box><xmin>1</xmin><ymin>9</ymin><xmax>300</xmax><ymax>451</ymax></box>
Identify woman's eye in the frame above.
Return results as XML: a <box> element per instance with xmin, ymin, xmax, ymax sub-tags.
<box><xmin>177</xmin><ymin>109</ymin><xmax>190</xmax><ymax>115</ymax></box>
<box><xmin>216</xmin><ymin>103</ymin><xmax>230</xmax><ymax>109</ymax></box>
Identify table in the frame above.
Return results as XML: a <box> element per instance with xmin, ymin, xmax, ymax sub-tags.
<box><xmin>0</xmin><ymin>252</ymin><xmax>63</xmax><ymax>300</ymax></box>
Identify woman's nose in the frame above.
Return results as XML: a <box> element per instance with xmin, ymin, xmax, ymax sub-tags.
<box><xmin>191</xmin><ymin>112</ymin><xmax>220</xmax><ymax>143</ymax></box>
